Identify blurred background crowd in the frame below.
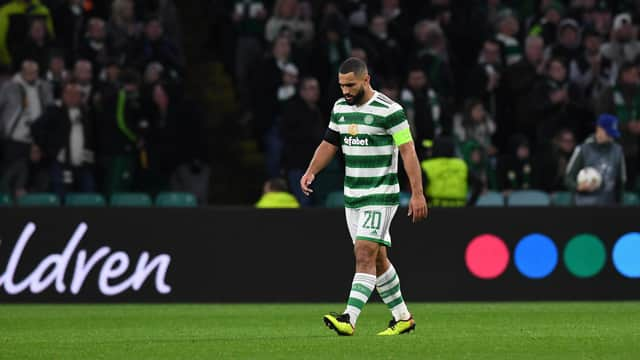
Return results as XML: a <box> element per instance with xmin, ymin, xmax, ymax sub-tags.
<box><xmin>0</xmin><ymin>0</ymin><xmax>208</xmax><ymax>205</ymax></box>
<box><xmin>2</xmin><ymin>0</ymin><xmax>640</xmax><ymax>207</ymax></box>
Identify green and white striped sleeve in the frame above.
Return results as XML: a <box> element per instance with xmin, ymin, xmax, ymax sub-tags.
<box><xmin>385</xmin><ymin>108</ymin><xmax>412</xmax><ymax>146</ymax></box>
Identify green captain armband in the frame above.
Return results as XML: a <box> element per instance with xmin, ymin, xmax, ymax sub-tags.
<box><xmin>392</xmin><ymin>128</ymin><xmax>412</xmax><ymax>146</ymax></box>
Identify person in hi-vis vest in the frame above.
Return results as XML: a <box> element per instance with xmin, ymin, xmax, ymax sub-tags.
<box><xmin>420</xmin><ymin>137</ymin><xmax>481</xmax><ymax>207</ymax></box>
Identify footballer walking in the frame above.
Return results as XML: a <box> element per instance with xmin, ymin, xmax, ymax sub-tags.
<box><xmin>300</xmin><ymin>57</ymin><xmax>428</xmax><ymax>336</ymax></box>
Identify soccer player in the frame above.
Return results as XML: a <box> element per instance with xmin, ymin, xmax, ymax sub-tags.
<box><xmin>300</xmin><ymin>57</ymin><xmax>428</xmax><ymax>336</ymax></box>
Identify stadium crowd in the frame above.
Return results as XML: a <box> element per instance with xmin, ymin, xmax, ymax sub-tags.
<box><xmin>227</xmin><ymin>0</ymin><xmax>640</xmax><ymax>207</ymax></box>
<box><xmin>2</xmin><ymin>0</ymin><xmax>639</xmax><ymax>207</ymax></box>
<box><xmin>0</xmin><ymin>0</ymin><xmax>209</xmax><ymax>205</ymax></box>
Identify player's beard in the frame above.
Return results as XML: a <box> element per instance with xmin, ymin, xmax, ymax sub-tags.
<box><xmin>345</xmin><ymin>85</ymin><xmax>366</xmax><ymax>105</ymax></box>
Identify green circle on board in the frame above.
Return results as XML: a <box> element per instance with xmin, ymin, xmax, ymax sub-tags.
<box><xmin>563</xmin><ymin>234</ymin><xmax>607</xmax><ymax>278</ymax></box>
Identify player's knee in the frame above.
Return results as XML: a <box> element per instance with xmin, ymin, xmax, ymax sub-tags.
<box><xmin>354</xmin><ymin>243</ymin><xmax>377</xmax><ymax>267</ymax></box>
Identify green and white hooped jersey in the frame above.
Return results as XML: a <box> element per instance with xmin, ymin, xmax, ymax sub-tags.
<box><xmin>328</xmin><ymin>91</ymin><xmax>413</xmax><ymax>208</ymax></box>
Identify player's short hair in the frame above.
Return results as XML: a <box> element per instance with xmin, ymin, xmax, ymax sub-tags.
<box><xmin>339</xmin><ymin>57</ymin><xmax>368</xmax><ymax>77</ymax></box>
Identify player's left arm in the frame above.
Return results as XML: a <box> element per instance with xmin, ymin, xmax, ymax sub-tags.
<box><xmin>399</xmin><ymin>142</ymin><xmax>428</xmax><ymax>222</ymax></box>
<box><xmin>387</xmin><ymin>107</ymin><xmax>427</xmax><ymax>222</ymax></box>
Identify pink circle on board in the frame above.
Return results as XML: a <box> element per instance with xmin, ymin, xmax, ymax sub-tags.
<box><xmin>465</xmin><ymin>234</ymin><xmax>510</xmax><ymax>279</ymax></box>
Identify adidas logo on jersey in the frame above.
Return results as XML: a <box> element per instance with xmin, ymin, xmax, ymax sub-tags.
<box><xmin>339</xmin><ymin>116</ymin><xmax>345</xmax><ymax>122</ymax></box>
<box><xmin>344</xmin><ymin>136</ymin><xmax>369</xmax><ymax>146</ymax></box>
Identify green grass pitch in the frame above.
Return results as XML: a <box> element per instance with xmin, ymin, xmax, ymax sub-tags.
<box><xmin>1</xmin><ymin>302</ymin><xmax>638</xmax><ymax>359</ymax></box>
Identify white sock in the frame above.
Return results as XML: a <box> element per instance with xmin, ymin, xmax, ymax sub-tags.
<box><xmin>376</xmin><ymin>264</ymin><xmax>411</xmax><ymax>321</ymax></box>
<box><xmin>343</xmin><ymin>272</ymin><xmax>376</xmax><ymax>327</ymax></box>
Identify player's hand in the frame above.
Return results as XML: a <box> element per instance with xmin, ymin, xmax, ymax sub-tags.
<box><xmin>300</xmin><ymin>172</ymin><xmax>315</xmax><ymax>196</ymax></box>
<box><xmin>407</xmin><ymin>193</ymin><xmax>428</xmax><ymax>223</ymax></box>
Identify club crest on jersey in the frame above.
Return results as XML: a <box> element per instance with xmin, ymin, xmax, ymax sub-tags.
<box><xmin>348</xmin><ymin>124</ymin><xmax>358</xmax><ymax>135</ymax></box>
<box><xmin>364</xmin><ymin>115</ymin><xmax>374</xmax><ymax>125</ymax></box>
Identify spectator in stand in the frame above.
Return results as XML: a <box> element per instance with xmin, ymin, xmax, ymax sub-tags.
<box><xmin>497</xmin><ymin>133</ymin><xmax>535</xmax><ymax>192</ymax></box>
<box><xmin>311</xmin><ymin>11</ymin><xmax>351</xmax><ymax>108</ymax></box>
<box><xmin>596</xmin><ymin>62</ymin><xmax>640</xmax><ymax>189</ymax></box>
<box><xmin>13</xmin><ymin>18</ymin><xmax>52</xmax><ymax>74</ymax></box>
<box><xmin>410</xmin><ymin>19</ymin><xmax>454</xmax><ymax>105</ymax></box>
<box><xmin>255</xmin><ymin>177</ymin><xmax>300</xmax><ymax>208</ymax></box>
<box><xmin>590</xmin><ymin>0</ymin><xmax>612</xmax><ymax>38</ymax></box>
<box><xmin>545</xmin><ymin>18</ymin><xmax>582</xmax><ymax>65</ymax></box>
<box><xmin>73</xmin><ymin>59</ymin><xmax>94</xmax><ymax>106</ymax></box>
<box><xmin>52</xmin><ymin>0</ymin><xmax>86</xmax><ymax>65</ymax></box>
<box><xmin>453</xmin><ymin>98</ymin><xmax>497</xmax><ymax>156</ymax></box>
<box><xmin>530</xmin><ymin>57</ymin><xmax>586</xmax><ymax>146</ymax></box>
<box><xmin>421</xmin><ymin>136</ymin><xmax>481</xmax><ymax>207</ymax></box>
<box><xmin>535</xmin><ymin>128</ymin><xmax>576</xmax><ymax>192</ymax></box>
<box><xmin>380</xmin><ymin>76</ymin><xmax>400</xmax><ymax>101</ymax></box>
<box><xmin>31</xmin><ymin>80</ymin><xmax>96</xmax><ymax>199</ymax></box>
<box><xmin>143</xmin><ymin>61</ymin><xmax>164</xmax><ymax>86</ymax></box>
<box><xmin>355</xmin><ymin>14</ymin><xmax>402</xmax><ymax>81</ymax></box>
<box><xmin>131</xmin><ymin>16</ymin><xmax>182</xmax><ymax>77</ymax></box>
<box><xmin>570</xmin><ymin>28</ymin><xmax>616</xmax><ymax>101</ymax></box>
<box><xmin>565</xmin><ymin>114</ymin><xmax>626</xmax><ymax>205</ymax></box>
<box><xmin>504</xmin><ymin>35</ymin><xmax>545</xmax><ymax>148</ymax></box>
<box><xmin>107</xmin><ymin>0</ymin><xmax>142</xmax><ymax>65</ymax></box>
<box><xmin>601</xmin><ymin>13</ymin><xmax>640</xmax><ymax>69</ymax></box>
<box><xmin>528</xmin><ymin>1</ymin><xmax>563</xmax><ymax>46</ymax></box>
<box><xmin>137</xmin><ymin>82</ymin><xmax>180</xmax><ymax>194</ymax></box>
<box><xmin>460</xmin><ymin>139</ymin><xmax>497</xmax><ymax>193</ymax></box>
<box><xmin>380</xmin><ymin>0</ymin><xmax>411</xmax><ymax>52</ymax></box>
<box><xmin>277</xmin><ymin>63</ymin><xmax>298</xmax><ymax>104</ymax></box>
<box><xmin>97</xmin><ymin>69</ymin><xmax>143</xmax><ymax>195</ymax></box>
<box><xmin>495</xmin><ymin>8</ymin><xmax>522</xmax><ymax>66</ymax></box>
<box><xmin>280</xmin><ymin>76</ymin><xmax>323</xmax><ymax>206</ymax></box>
<box><xmin>77</xmin><ymin>17</ymin><xmax>108</xmax><ymax>74</ymax></box>
<box><xmin>400</xmin><ymin>66</ymin><xmax>449</xmax><ymax>150</ymax></box>
<box><xmin>0</xmin><ymin>60</ymin><xmax>53</xmax><ymax>198</ymax></box>
<box><xmin>0</xmin><ymin>0</ymin><xmax>55</xmax><ymax>68</ymax></box>
<box><xmin>232</xmin><ymin>0</ymin><xmax>267</xmax><ymax>113</ymax></box>
<box><xmin>264</xmin><ymin>0</ymin><xmax>314</xmax><ymax>48</ymax></box>
<box><xmin>254</xmin><ymin>35</ymin><xmax>295</xmax><ymax>178</ymax></box>
<box><xmin>467</xmin><ymin>37</ymin><xmax>503</xmax><ymax>118</ymax></box>
<box><xmin>44</xmin><ymin>50</ymin><xmax>67</xmax><ymax>101</ymax></box>
<box><xmin>136</xmin><ymin>0</ymin><xmax>182</xmax><ymax>52</ymax></box>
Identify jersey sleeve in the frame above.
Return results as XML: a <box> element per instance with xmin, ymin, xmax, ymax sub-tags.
<box><xmin>385</xmin><ymin>108</ymin><xmax>413</xmax><ymax>146</ymax></box>
<box><xmin>328</xmin><ymin>111</ymin><xmax>340</xmax><ymax>132</ymax></box>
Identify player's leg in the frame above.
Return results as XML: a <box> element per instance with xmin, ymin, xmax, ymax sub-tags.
<box><xmin>341</xmin><ymin>240</ymin><xmax>378</xmax><ymax>323</ymax></box>
<box><xmin>323</xmin><ymin>208</ymin><xmax>379</xmax><ymax>336</ymax></box>
<box><xmin>374</xmin><ymin>207</ymin><xmax>415</xmax><ymax>335</ymax></box>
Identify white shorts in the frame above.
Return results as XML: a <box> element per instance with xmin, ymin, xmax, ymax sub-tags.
<box><xmin>345</xmin><ymin>206</ymin><xmax>398</xmax><ymax>247</ymax></box>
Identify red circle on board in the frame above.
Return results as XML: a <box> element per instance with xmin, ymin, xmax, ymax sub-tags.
<box><xmin>465</xmin><ymin>234</ymin><xmax>510</xmax><ymax>279</ymax></box>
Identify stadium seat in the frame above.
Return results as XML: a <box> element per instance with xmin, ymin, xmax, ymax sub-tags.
<box><xmin>17</xmin><ymin>193</ymin><xmax>60</xmax><ymax>207</ymax></box>
<box><xmin>155</xmin><ymin>192</ymin><xmax>197</xmax><ymax>207</ymax></box>
<box><xmin>0</xmin><ymin>193</ymin><xmax>11</xmax><ymax>207</ymax></box>
<box><xmin>399</xmin><ymin>191</ymin><xmax>411</xmax><ymax>207</ymax></box>
<box><xmin>325</xmin><ymin>191</ymin><xmax>344</xmax><ymax>208</ymax></box>
<box><xmin>623</xmin><ymin>192</ymin><xmax>640</xmax><ymax>206</ymax></box>
<box><xmin>551</xmin><ymin>191</ymin><xmax>573</xmax><ymax>206</ymax></box>
<box><xmin>110</xmin><ymin>192</ymin><xmax>153</xmax><ymax>207</ymax></box>
<box><xmin>507</xmin><ymin>190</ymin><xmax>551</xmax><ymax>207</ymax></box>
<box><xmin>65</xmin><ymin>193</ymin><xmax>106</xmax><ymax>207</ymax></box>
<box><xmin>475</xmin><ymin>191</ymin><xmax>504</xmax><ymax>207</ymax></box>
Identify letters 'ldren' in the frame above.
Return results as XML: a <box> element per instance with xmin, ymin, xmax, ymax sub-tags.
<box><xmin>0</xmin><ymin>222</ymin><xmax>172</xmax><ymax>296</ymax></box>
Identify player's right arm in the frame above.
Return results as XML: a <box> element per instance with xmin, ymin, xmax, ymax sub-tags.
<box><xmin>300</xmin><ymin>128</ymin><xmax>340</xmax><ymax>196</ymax></box>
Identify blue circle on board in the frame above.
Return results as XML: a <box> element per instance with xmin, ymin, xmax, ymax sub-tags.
<box><xmin>612</xmin><ymin>233</ymin><xmax>640</xmax><ymax>278</ymax></box>
<box><xmin>514</xmin><ymin>233</ymin><xmax>558</xmax><ymax>279</ymax></box>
